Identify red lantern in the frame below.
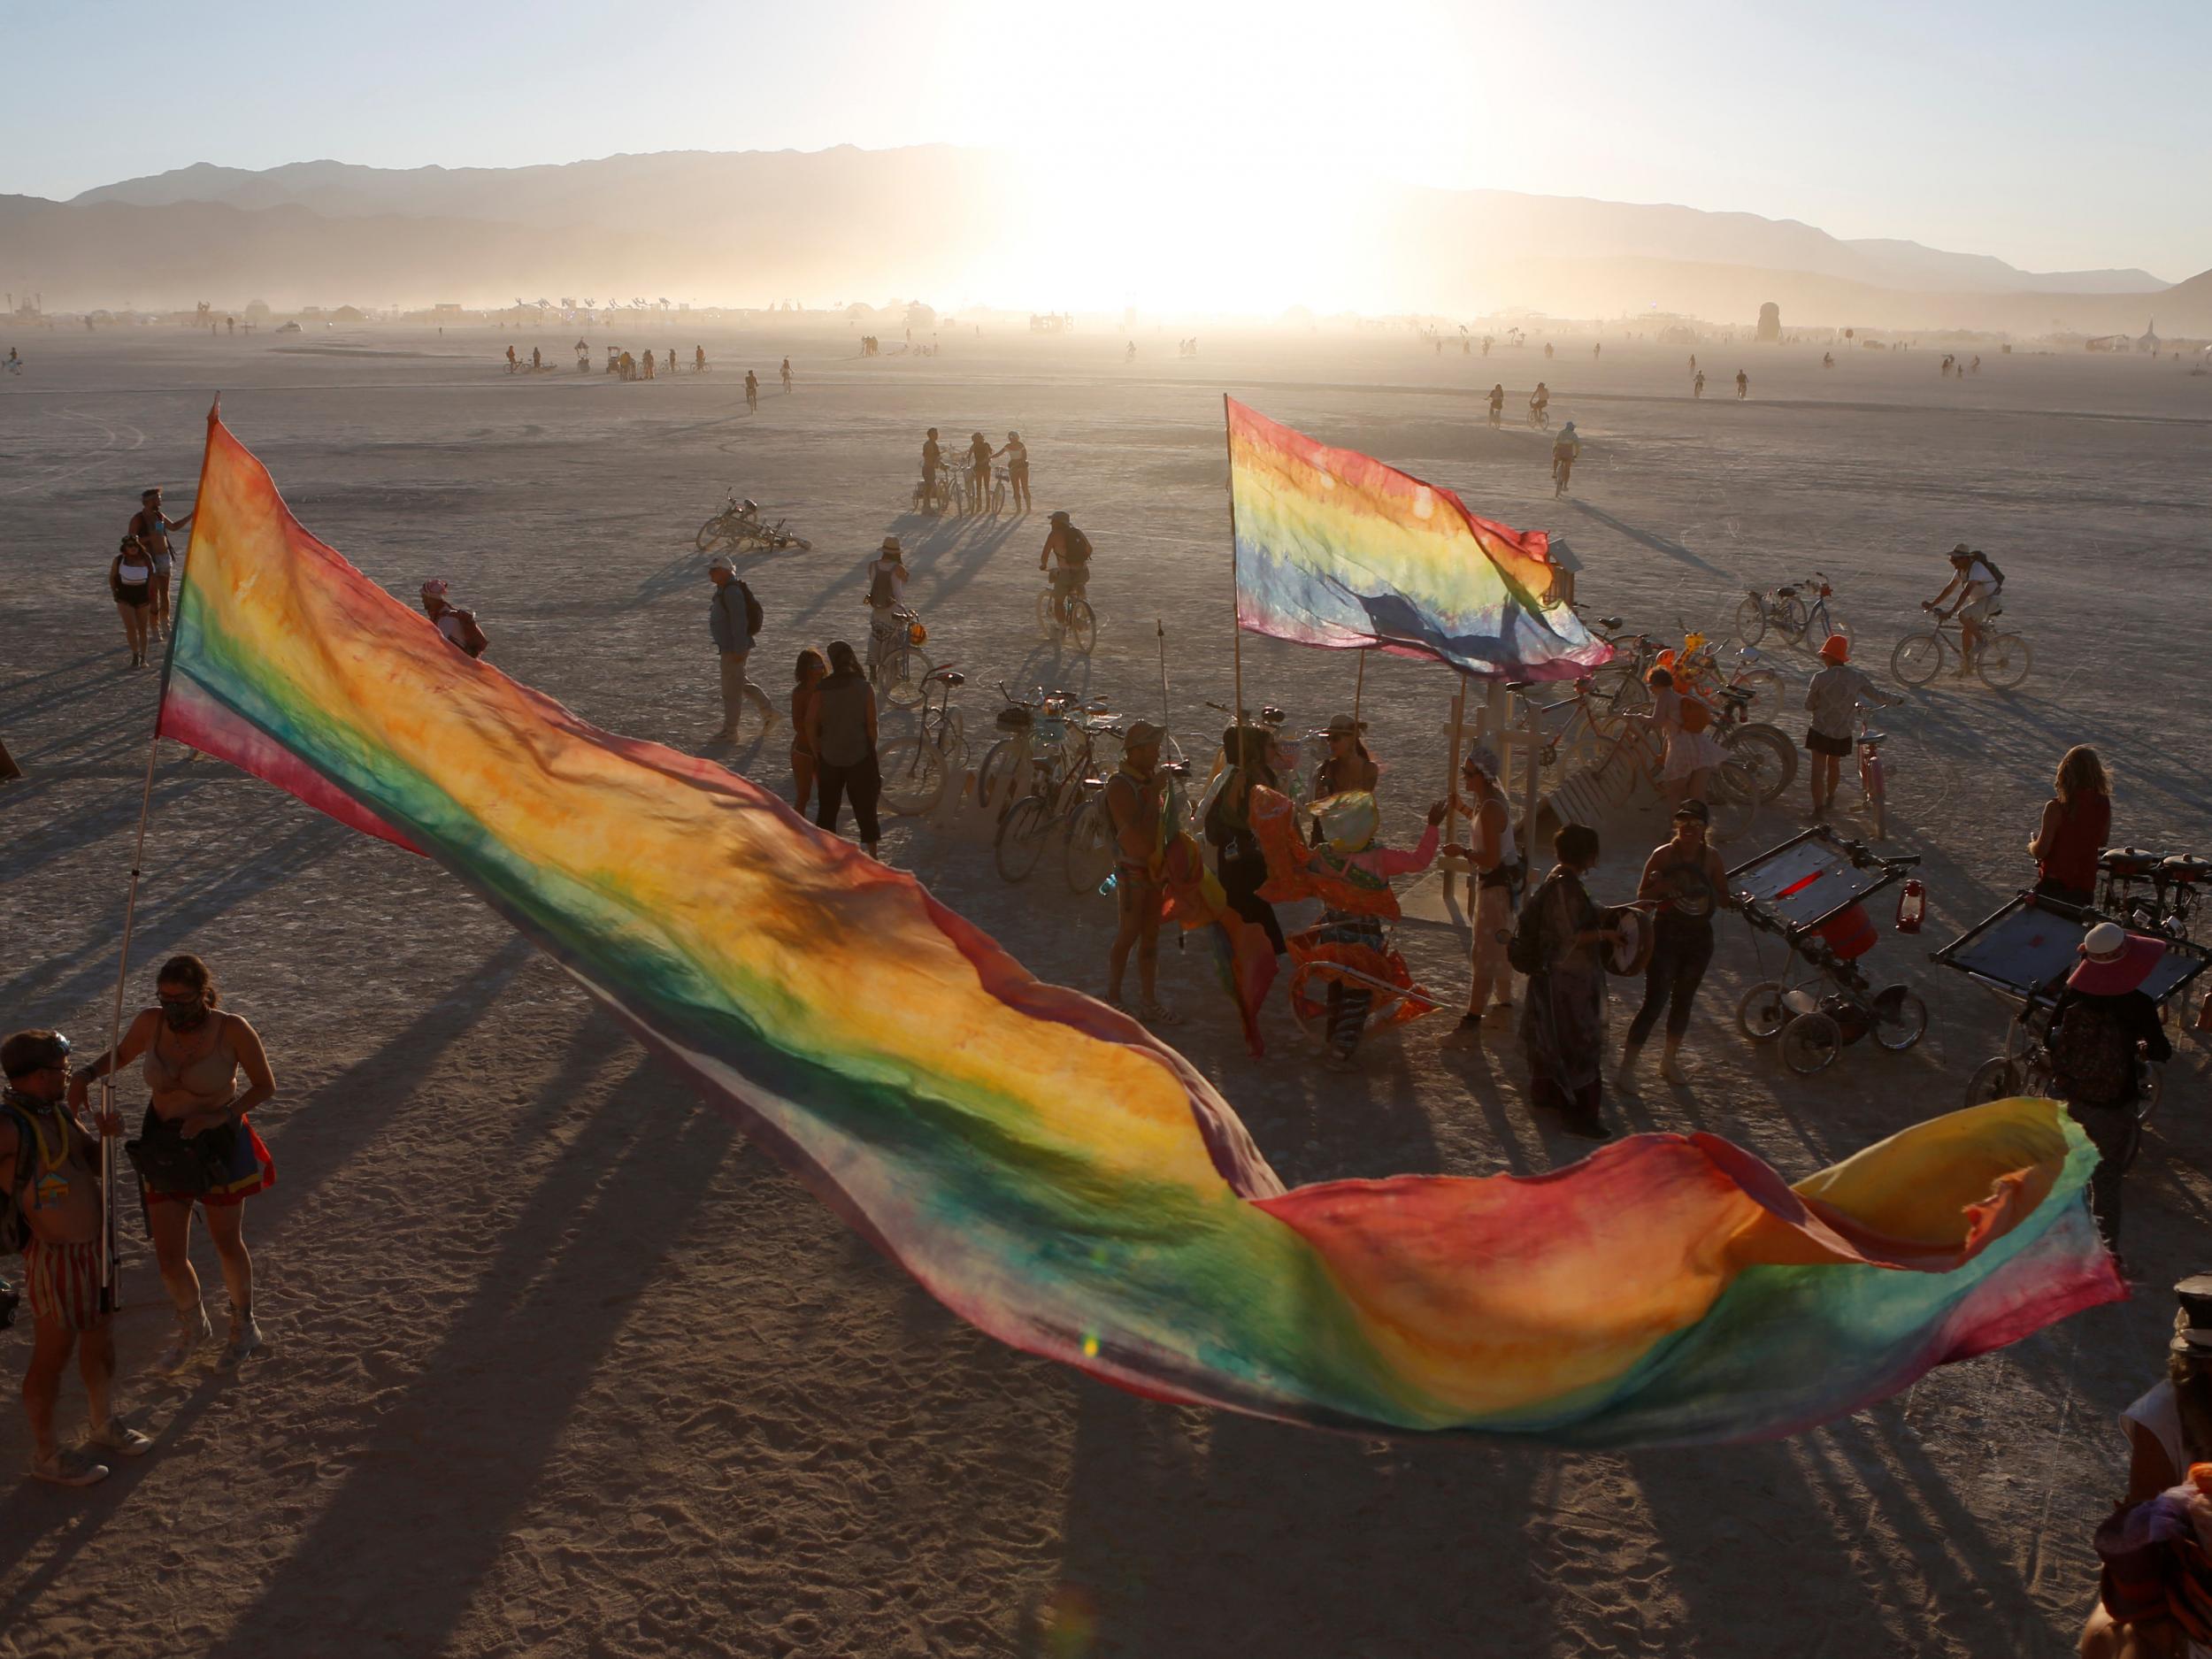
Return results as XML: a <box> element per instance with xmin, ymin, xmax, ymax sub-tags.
<box><xmin>1894</xmin><ymin>879</ymin><xmax>1925</xmax><ymax>934</ymax></box>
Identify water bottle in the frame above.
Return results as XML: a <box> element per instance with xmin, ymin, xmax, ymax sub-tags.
<box><xmin>1098</xmin><ymin>872</ymin><xmax>1118</xmax><ymax>897</ymax></box>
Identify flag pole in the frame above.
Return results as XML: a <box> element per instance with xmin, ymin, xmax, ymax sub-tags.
<box><xmin>1221</xmin><ymin>394</ymin><xmax>1244</xmax><ymax>721</ymax></box>
<box><xmin>1352</xmin><ymin>650</ymin><xmax>1367</xmax><ymax>731</ymax></box>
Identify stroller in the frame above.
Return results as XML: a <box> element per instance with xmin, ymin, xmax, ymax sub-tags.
<box><xmin>1729</xmin><ymin>826</ymin><xmax>1929</xmax><ymax>1074</ymax></box>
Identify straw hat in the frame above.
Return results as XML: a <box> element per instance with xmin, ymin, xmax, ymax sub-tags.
<box><xmin>879</xmin><ymin>535</ymin><xmax>902</xmax><ymax>555</ymax></box>
<box><xmin>2068</xmin><ymin>921</ymin><xmax>2163</xmax><ymax>995</ymax></box>
<box><xmin>1123</xmin><ymin>719</ymin><xmax>1166</xmax><ymax>749</ymax></box>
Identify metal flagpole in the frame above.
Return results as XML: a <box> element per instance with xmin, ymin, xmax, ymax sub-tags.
<box><xmin>1222</xmin><ymin>394</ymin><xmax>1244</xmax><ymax>721</ymax></box>
<box><xmin>1351</xmin><ymin>650</ymin><xmax>1367</xmax><ymax>731</ymax></box>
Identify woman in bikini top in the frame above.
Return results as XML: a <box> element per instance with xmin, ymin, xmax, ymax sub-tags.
<box><xmin>69</xmin><ymin>953</ymin><xmax>277</xmax><ymax>1370</ymax></box>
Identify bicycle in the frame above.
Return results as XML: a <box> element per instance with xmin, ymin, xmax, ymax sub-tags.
<box><xmin>695</xmin><ymin>495</ymin><xmax>812</xmax><ymax>555</ymax></box>
<box><xmin>1036</xmin><ymin>575</ymin><xmax>1097</xmax><ymax>656</ymax></box>
<box><xmin>1855</xmin><ymin>715</ymin><xmax>1892</xmax><ymax>841</ymax></box>
<box><xmin>978</xmin><ymin>684</ymin><xmax>1096</xmax><ymax>815</ymax></box>
<box><xmin>1733</xmin><ymin>572</ymin><xmax>1843</xmax><ymax>648</ymax></box>
<box><xmin>996</xmin><ymin>709</ymin><xmax>1118</xmax><ymax>884</ymax></box>
<box><xmin>1589</xmin><ymin>717</ymin><xmax>1761</xmax><ymax>843</ymax></box>
<box><xmin>866</xmin><ymin>604</ymin><xmax>933</xmax><ymax>710</ymax></box>
<box><xmin>989</xmin><ymin>467</ymin><xmax>1010</xmax><ymax>516</ymax></box>
<box><xmin>1528</xmin><ymin>403</ymin><xmax>1552</xmax><ymax>432</ymax></box>
<box><xmin>1890</xmin><ymin>607</ymin><xmax>2032</xmax><ymax>690</ymax></box>
<box><xmin>877</xmin><ymin>667</ymin><xmax>968</xmax><ymax>817</ymax></box>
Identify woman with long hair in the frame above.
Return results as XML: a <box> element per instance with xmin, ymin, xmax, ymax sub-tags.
<box><xmin>789</xmin><ymin>648</ymin><xmax>827</xmax><ymax>815</ymax></box>
<box><xmin>109</xmin><ymin>536</ymin><xmax>154</xmax><ymax>668</ymax></box>
<box><xmin>2031</xmin><ymin>745</ymin><xmax>2112</xmax><ymax>909</ymax></box>
<box><xmin>69</xmin><ymin>954</ymin><xmax>276</xmax><ymax>1370</ymax></box>
<box><xmin>807</xmin><ymin>641</ymin><xmax>882</xmax><ymax>858</ymax></box>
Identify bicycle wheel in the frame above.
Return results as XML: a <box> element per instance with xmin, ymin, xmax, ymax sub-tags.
<box><xmin>1064</xmin><ymin>598</ymin><xmax>1096</xmax><ymax>657</ymax></box>
<box><xmin>995</xmin><ymin>795</ymin><xmax>1051</xmax><ymax>882</ymax></box>
<box><xmin>976</xmin><ymin>740</ymin><xmax>1028</xmax><ymax>814</ymax></box>
<box><xmin>695</xmin><ymin>516</ymin><xmax>729</xmax><ymax>552</ymax></box>
<box><xmin>1778</xmin><ymin>595</ymin><xmax>1811</xmax><ymax>643</ymax></box>
<box><xmin>1732</xmin><ymin>596</ymin><xmax>1768</xmax><ymax>646</ymax></box>
<box><xmin>991</xmin><ymin>479</ymin><xmax>1007</xmax><ymax>514</ymax></box>
<box><xmin>1780</xmin><ymin>1010</ymin><xmax>1842</xmax><ymax>1075</ymax></box>
<box><xmin>1723</xmin><ymin>723</ymin><xmax>1797</xmax><ymax>803</ymax></box>
<box><xmin>1977</xmin><ymin>633</ymin><xmax>2032</xmax><ymax>690</ymax></box>
<box><xmin>1706</xmin><ymin>762</ymin><xmax>1758</xmax><ymax>843</ymax></box>
<box><xmin>1863</xmin><ymin>762</ymin><xmax>1887</xmax><ymax>841</ymax></box>
<box><xmin>1963</xmin><ymin>1056</ymin><xmax>2023</xmax><ymax>1108</ymax></box>
<box><xmin>876</xmin><ymin>736</ymin><xmax>948</xmax><ymax>817</ymax></box>
<box><xmin>1891</xmin><ymin>632</ymin><xmax>1944</xmax><ymax>687</ymax></box>
<box><xmin>1870</xmin><ymin>986</ymin><xmax>1927</xmax><ymax>1052</ymax></box>
<box><xmin>1064</xmin><ymin>798</ymin><xmax>1116</xmax><ymax>894</ymax></box>
<box><xmin>1036</xmin><ymin>589</ymin><xmax>1058</xmax><ymax>639</ymax></box>
<box><xmin>1737</xmin><ymin>669</ymin><xmax>1786</xmax><ymax>710</ymax></box>
<box><xmin>878</xmin><ymin>645</ymin><xmax>931</xmax><ymax>710</ymax></box>
<box><xmin>1738</xmin><ymin>981</ymin><xmax>1789</xmax><ymax>1041</ymax></box>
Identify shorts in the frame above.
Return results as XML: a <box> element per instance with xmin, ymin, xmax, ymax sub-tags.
<box><xmin>24</xmin><ymin>1237</ymin><xmax>104</xmax><ymax>1332</ymax></box>
<box><xmin>1116</xmin><ymin>864</ymin><xmax>1164</xmax><ymax>918</ymax></box>
<box><xmin>1471</xmin><ymin>882</ymin><xmax>1515</xmax><ymax>982</ymax></box>
<box><xmin>1805</xmin><ymin>727</ymin><xmax>1852</xmax><ymax>758</ymax></box>
<box><xmin>116</xmin><ymin>583</ymin><xmax>150</xmax><ymax>607</ymax></box>
<box><xmin>1959</xmin><ymin>595</ymin><xmax>1993</xmax><ymax>624</ymax></box>
<box><xmin>1050</xmin><ymin>566</ymin><xmax>1087</xmax><ymax>592</ymax></box>
<box><xmin>139</xmin><ymin>1109</ymin><xmax>276</xmax><ymax>1207</ymax></box>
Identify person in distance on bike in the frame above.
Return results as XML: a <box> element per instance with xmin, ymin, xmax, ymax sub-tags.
<box><xmin>1693</xmin><ymin>370</ymin><xmax>1706</xmax><ymax>397</ymax></box>
<box><xmin>1039</xmin><ymin>511</ymin><xmax>1092</xmax><ymax>629</ymax></box>
<box><xmin>1801</xmin><ymin>634</ymin><xmax>1896</xmax><ymax>821</ymax></box>
<box><xmin>1551</xmin><ymin>421</ymin><xmax>1580</xmax><ymax>495</ymax></box>
<box><xmin>1735</xmin><ymin>369</ymin><xmax>1748</xmax><ymax>399</ymax></box>
<box><xmin>1924</xmin><ymin>545</ymin><xmax>2001</xmax><ymax>675</ymax></box>
<box><xmin>994</xmin><ymin>431</ymin><xmax>1031</xmax><ymax>512</ymax></box>
<box><xmin>780</xmin><ymin>357</ymin><xmax>793</xmax><ymax>391</ymax></box>
<box><xmin>1487</xmin><ymin>384</ymin><xmax>1505</xmax><ymax>426</ymax></box>
<box><xmin>864</xmin><ymin>536</ymin><xmax>909</xmax><ymax>673</ymax></box>
<box><xmin>1529</xmin><ymin>381</ymin><xmax>1550</xmax><ymax>423</ymax></box>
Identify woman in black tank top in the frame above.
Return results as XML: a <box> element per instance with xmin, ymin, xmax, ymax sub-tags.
<box><xmin>1622</xmin><ymin>801</ymin><xmax>1731</xmax><ymax>1083</ymax></box>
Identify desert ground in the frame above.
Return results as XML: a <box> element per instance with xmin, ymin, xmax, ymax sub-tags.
<box><xmin>3</xmin><ymin>319</ymin><xmax>2209</xmax><ymax>1657</ymax></box>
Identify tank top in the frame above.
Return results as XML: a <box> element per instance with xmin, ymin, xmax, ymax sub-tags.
<box><xmin>813</xmin><ymin>674</ymin><xmax>875</xmax><ymax>768</ymax></box>
<box><xmin>1475</xmin><ymin>795</ymin><xmax>1518</xmax><ymax>888</ymax></box>
<box><xmin>117</xmin><ymin>553</ymin><xmax>151</xmax><ymax>587</ymax></box>
<box><xmin>2039</xmin><ymin>792</ymin><xmax>2109</xmax><ymax>894</ymax></box>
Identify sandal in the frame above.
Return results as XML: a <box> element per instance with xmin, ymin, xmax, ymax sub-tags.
<box><xmin>31</xmin><ymin>1449</ymin><xmax>110</xmax><ymax>1488</ymax></box>
<box><xmin>87</xmin><ymin>1425</ymin><xmax>153</xmax><ymax>1458</ymax></box>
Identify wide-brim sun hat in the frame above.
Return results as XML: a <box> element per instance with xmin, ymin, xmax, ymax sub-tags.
<box><xmin>2069</xmin><ymin>921</ymin><xmax>2164</xmax><ymax>995</ymax></box>
<box><xmin>1124</xmin><ymin>719</ymin><xmax>1166</xmax><ymax>749</ymax></box>
<box><xmin>879</xmin><ymin>535</ymin><xmax>902</xmax><ymax>554</ymax></box>
<box><xmin>1318</xmin><ymin>712</ymin><xmax>1367</xmax><ymax>739</ymax></box>
<box><xmin>1819</xmin><ymin>634</ymin><xmax>1850</xmax><ymax>664</ymax></box>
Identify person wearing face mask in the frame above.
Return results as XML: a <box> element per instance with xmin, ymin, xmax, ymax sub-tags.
<box><xmin>69</xmin><ymin>954</ymin><xmax>276</xmax><ymax>1371</ymax></box>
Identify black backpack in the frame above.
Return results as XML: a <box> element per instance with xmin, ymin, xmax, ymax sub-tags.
<box><xmin>1062</xmin><ymin>526</ymin><xmax>1093</xmax><ymax>566</ymax></box>
<box><xmin>2047</xmin><ymin>998</ymin><xmax>2135</xmax><ymax>1106</ymax></box>
<box><xmin>1</xmin><ymin>1102</ymin><xmax>39</xmax><ymax>1253</ymax></box>
<box><xmin>1975</xmin><ymin>554</ymin><xmax>2006</xmax><ymax>588</ymax></box>
<box><xmin>739</xmin><ymin>580</ymin><xmax>764</xmax><ymax>638</ymax></box>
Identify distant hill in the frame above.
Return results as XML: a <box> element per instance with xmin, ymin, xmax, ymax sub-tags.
<box><xmin>10</xmin><ymin>147</ymin><xmax>2201</xmax><ymax>328</ymax></box>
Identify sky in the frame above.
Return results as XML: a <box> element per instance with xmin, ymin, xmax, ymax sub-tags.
<box><xmin>3</xmin><ymin>0</ymin><xmax>2207</xmax><ymax>284</ymax></box>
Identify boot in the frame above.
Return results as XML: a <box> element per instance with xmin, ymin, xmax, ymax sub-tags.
<box><xmin>157</xmin><ymin>1302</ymin><xmax>212</xmax><ymax>1374</ymax></box>
<box><xmin>219</xmin><ymin>1300</ymin><xmax>264</xmax><ymax>1368</ymax></box>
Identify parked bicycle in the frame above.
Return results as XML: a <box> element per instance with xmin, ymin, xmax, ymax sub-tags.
<box><xmin>1735</xmin><ymin>573</ymin><xmax>1843</xmax><ymax>649</ymax></box>
<box><xmin>1890</xmin><ymin>609</ymin><xmax>2032</xmax><ymax>690</ymax></box>
<box><xmin>877</xmin><ymin>667</ymin><xmax>968</xmax><ymax>817</ymax></box>
<box><xmin>1855</xmin><ymin>715</ymin><xmax>1893</xmax><ymax>841</ymax></box>
<box><xmin>978</xmin><ymin>684</ymin><xmax>1092</xmax><ymax>815</ymax></box>
<box><xmin>996</xmin><ymin>707</ymin><xmax>1122</xmax><ymax>886</ymax></box>
<box><xmin>867</xmin><ymin>604</ymin><xmax>933</xmax><ymax>709</ymax></box>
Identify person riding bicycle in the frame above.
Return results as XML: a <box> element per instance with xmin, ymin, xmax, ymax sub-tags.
<box><xmin>865</xmin><ymin>535</ymin><xmax>909</xmax><ymax>670</ymax></box>
<box><xmin>1693</xmin><ymin>370</ymin><xmax>1706</xmax><ymax>398</ymax></box>
<box><xmin>1924</xmin><ymin>543</ymin><xmax>2003</xmax><ymax>676</ymax></box>
<box><xmin>1487</xmin><ymin>384</ymin><xmax>1505</xmax><ymax>426</ymax></box>
<box><xmin>1550</xmin><ymin>421</ymin><xmax>1580</xmax><ymax>495</ymax></box>
<box><xmin>1735</xmin><ymin>369</ymin><xmax>1748</xmax><ymax>399</ymax></box>
<box><xmin>1529</xmin><ymin>382</ymin><xmax>1550</xmax><ymax>425</ymax></box>
<box><xmin>1040</xmin><ymin>511</ymin><xmax>1092</xmax><ymax>628</ymax></box>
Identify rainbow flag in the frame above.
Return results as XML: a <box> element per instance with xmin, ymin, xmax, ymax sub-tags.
<box><xmin>159</xmin><ymin>408</ymin><xmax>2121</xmax><ymax>1446</ymax></box>
<box><xmin>1226</xmin><ymin>397</ymin><xmax>1609</xmax><ymax>681</ymax></box>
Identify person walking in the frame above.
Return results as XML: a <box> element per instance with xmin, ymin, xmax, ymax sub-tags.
<box><xmin>995</xmin><ymin>431</ymin><xmax>1031</xmax><ymax>512</ymax></box>
<box><xmin>1</xmin><ymin>1029</ymin><xmax>150</xmax><ymax>1487</ymax></box>
<box><xmin>707</xmin><ymin>557</ymin><xmax>775</xmax><ymax>744</ymax></box>
<box><xmin>807</xmin><ymin>641</ymin><xmax>881</xmax><ymax>858</ymax></box>
<box><xmin>789</xmin><ymin>648</ymin><xmax>826</xmax><ymax>815</ymax></box>
<box><xmin>920</xmin><ymin>429</ymin><xmax>943</xmax><ymax>511</ymax></box>
<box><xmin>109</xmin><ymin>536</ymin><xmax>155</xmax><ymax>668</ymax></box>
<box><xmin>2046</xmin><ymin>923</ymin><xmax>2171</xmax><ymax>1253</ymax></box>
<box><xmin>745</xmin><ymin>370</ymin><xmax>759</xmax><ymax>412</ymax></box>
<box><xmin>68</xmin><ymin>954</ymin><xmax>277</xmax><ymax>1371</ymax></box>
<box><xmin>780</xmin><ymin>357</ymin><xmax>793</xmax><ymax>392</ymax></box>
<box><xmin>1620</xmin><ymin>800</ymin><xmax>1730</xmax><ymax>1083</ymax></box>
<box><xmin>1442</xmin><ymin>744</ymin><xmax>1518</xmax><ymax>1041</ymax></box>
<box><xmin>1802</xmin><ymin>634</ymin><xmax>1898</xmax><ymax>819</ymax></box>
<box><xmin>128</xmin><ymin>487</ymin><xmax>194</xmax><ymax>642</ymax></box>
<box><xmin>2030</xmin><ymin>745</ymin><xmax>2112</xmax><ymax>908</ymax></box>
<box><xmin>1512</xmin><ymin>823</ymin><xmax>1620</xmax><ymax>1138</ymax></box>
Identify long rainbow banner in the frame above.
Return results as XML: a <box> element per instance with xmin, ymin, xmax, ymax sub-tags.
<box><xmin>158</xmin><ymin>408</ymin><xmax>2121</xmax><ymax>1446</ymax></box>
<box><xmin>1227</xmin><ymin>397</ymin><xmax>1610</xmax><ymax>681</ymax></box>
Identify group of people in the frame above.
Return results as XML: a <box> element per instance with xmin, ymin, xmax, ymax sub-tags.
<box><xmin>106</xmin><ymin>488</ymin><xmax>192</xmax><ymax>668</ymax></box>
<box><xmin>918</xmin><ymin>427</ymin><xmax>1029</xmax><ymax>514</ymax></box>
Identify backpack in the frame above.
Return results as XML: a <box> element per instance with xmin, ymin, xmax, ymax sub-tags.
<box><xmin>1679</xmin><ymin>695</ymin><xmax>1713</xmax><ymax>733</ymax></box>
<box><xmin>1976</xmin><ymin>555</ymin><xmax>2005</xmax><ymax>588</ymax></box>
<box><xmin>739</xmin><ymin>580</ymin><xmax>764</xmax><ymax>638</ymax></box>
<box><xmin>2047</xmin><ymin>998</ymin><xmax>2136</xmax><ymax>1106</ymax></box>
<box><xmin>1</xmin><ymin>1101</ymin><xmax>41</xmax><ymax>1253</ymax></box>
<box><xmin>1061</xmin><ymin>526</ymin><xmax>1093</xmax><ymax>566</ymax></box>
<box><xmin>451</xmin><ymin>607</ymin><xmax>490</xmax><ymax>659</ymax></box>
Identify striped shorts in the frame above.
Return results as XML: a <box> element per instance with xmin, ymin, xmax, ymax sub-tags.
<box><xmin>24</xmin><ymin>1237</ymin><xmax>104</xmax><ymax>1332</ymax></box>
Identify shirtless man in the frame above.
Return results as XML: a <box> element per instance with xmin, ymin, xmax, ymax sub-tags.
<box><xmin>1039</xmin><ymin>511</ymin><xmax>1092</xmax><ymax>628</ymax></box>
<box><xmin>1</xmin><ymin>1030</ymin><xmax>150</xmax><ymax>1486</ymax></box>
<box><xmin>128</xmin><ymin>487</ymin><xmax>195</xmax><ymax>642</ymax></box>
<box><xmin>920</xmin><ymin>428</ymin><xmax>943</xmax><ymax>511</ymax></box>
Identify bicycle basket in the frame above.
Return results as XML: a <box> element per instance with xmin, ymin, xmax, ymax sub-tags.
<box><xmin>908</xmin><ymin>620</ymin><xmax>927</xmax><ymax>645</ymax></box>
<box><xmin>995</xmin><ymin>706</ymin><xmax>1033</xmax><ymax>732</ymax></box>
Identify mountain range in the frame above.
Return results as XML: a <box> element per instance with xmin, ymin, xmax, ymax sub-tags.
<box><xmin>6</xmin><ymin>146</ymin><xmax>2206</xmax><ymax>333</ymax></box>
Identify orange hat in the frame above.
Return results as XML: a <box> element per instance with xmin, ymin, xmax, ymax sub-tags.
<box><xmin>1819</xmin><ymin>634</ymin><xmax>1849</xmax><ymax>664</ymax></box>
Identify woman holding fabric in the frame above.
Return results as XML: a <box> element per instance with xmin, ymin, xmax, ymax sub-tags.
<box><xmin>807</xmin><ymin>641</ymin><xmax>882</xmax><ymax>858</ymax></box>
<box><xmin>1621</xmin><ymin>800</ymin><xmax>1731</xmax><ymax>1083</ymax></box>
<box><xmin>1512</xmin><ymin>824</ymin><xmax>1620</xmax><ymax>1137</ymax></box>
<box><xmin>69</xmin><ymin>953</ymin><xmax>275</xmax><ymax>1371</ymax></box>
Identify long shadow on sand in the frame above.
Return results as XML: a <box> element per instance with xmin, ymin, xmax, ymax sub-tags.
<box><xmin>199</xmin><ymin>1049</ymin><xmax>735</xmax><ymax>1658</ymax></box>
<box><xmin>1569</xmin><ymin>502</ymin><xmax>1731</xmax><ymax>579</ymax></box>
